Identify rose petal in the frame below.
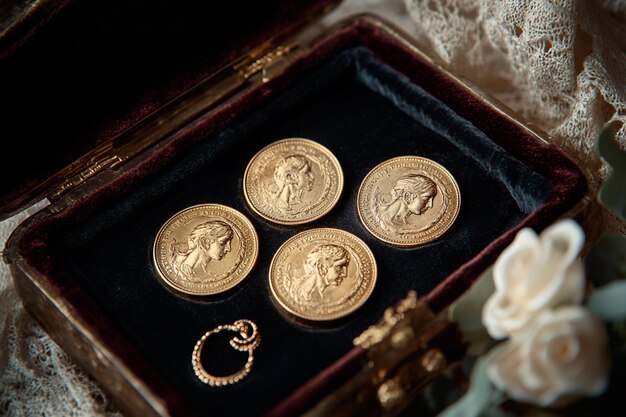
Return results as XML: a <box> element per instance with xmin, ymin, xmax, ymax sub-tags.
<box><xmin>482</xmin><ymin>220</ymin><xmax>586</xmax><ymax>338</ymax></box>
<box><xmin>482</xmin><ymin>292</ymin><xmax>541</xmax><ymax>339</ymax></box>
<box><xmin>521</xmin><ymin>221</ymin><xmax>585</xmax><ymax>308</ymax></box>
<box><xmin>486</xmin><ymin>307</ymin><xmax>610</xmax><ymax>407</ymax></box>
<box><xmin>541</xmin><ymin>219</ymin><xmax>585</xmax><ymax>268</ymax></box>
<box><xmin>492</xmin><ymin>228</ymin><xmax>540</xmax><ymax>291</ymax></box>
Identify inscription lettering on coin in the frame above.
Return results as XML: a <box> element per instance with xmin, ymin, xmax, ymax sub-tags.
<box><xmin>269</xmin><ymin>228</ymin><xmax>377</xmax><ymax>321</ymax></box>
<box><xmin>244</xmin><ymin>138</ymin><xmax>343</xmax><ymax>225</ymax></box>
<box><xmin>358</xmin><ymin>156</ymin><xmax>460</xmax><ymax>247</ymax></box>
<box><xmin>153</xmin><ymin>204</ymin><xmax>259</xmax><ymax>296</ymax></box>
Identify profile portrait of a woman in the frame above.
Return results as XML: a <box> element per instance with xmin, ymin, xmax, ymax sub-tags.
<box><xmin>171</xmin><ymin>220</ymin><xmax>234</xmax><ymax>279</ymax></box>
<box><xmin>289</xmin><ymin>244</ymin><xmax>350</xmax><ymax>304</ymax></box>
<box><xmin>375</xmin><ymin>174</ymin><xmax>437</xmax><ymax>232</ymax></box>
<box><xmin>267</xmin><ymin>155</ymin><xmax>315</xmax><ymax>211</ymax></box>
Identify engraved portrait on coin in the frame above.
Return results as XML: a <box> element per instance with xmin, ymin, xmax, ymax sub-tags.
<box><xmin>171</xmin><ymin>220</ymin><xmax>234</xmax><ymax>279</ymax></box>
<box><xmin>286</xmin><ymin>243</ymin><xmax>350</xmax><ymax>305</ymax></box>
<box><xmin>358</xmin><ymin>156</ymin><xmax>460</xmax><ymax>247</ymax></box>
<box><xmin>267</xmin><ymin>154</ymin><xmax>315</xmax><ymax>212</ymax></box>
<box><xmin>153</xmin><ymin>204</ymin><xmax>259</xmax><ymax>296</ymax></box>
<box><xmin>269</xmin><ymin>228</ymin><xmax>377</xmax><ymax>321</ymax></box>
<box><xmin>375</xmin><ymin>173</ymin><xmax>439</xmax><ymax>233</ymax></box>
<box><xmin>244</xmin><ymin>138</ymin><xmax>343</xmax><ymax>225</ymax></box>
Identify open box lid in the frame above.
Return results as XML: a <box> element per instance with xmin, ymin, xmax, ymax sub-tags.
<box><xmin>0</xmin><ymin>0</ymin><xmax>340</xmax><ymax>220</ymax></box>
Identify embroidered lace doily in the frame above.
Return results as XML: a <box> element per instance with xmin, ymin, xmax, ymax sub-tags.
<box><xmin>0</xmin><ymin>201</ymin><xmax>121</xmax><ymax>417</ymax></box>
<box><xmin>1</xmin><ymin>0</ymin><xmax>623</xmax><ymax>415</ymax></box>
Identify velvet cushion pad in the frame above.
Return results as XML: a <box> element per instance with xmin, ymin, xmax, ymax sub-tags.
<box><xmin>0</xmin><ymin>0</ymin><xmax>336</xmax><ymax>213</ymax></box>
<box><xmin>23</xmin><ymin>45</ymin><xmax>551</xmax><ymax>416</ymax></box>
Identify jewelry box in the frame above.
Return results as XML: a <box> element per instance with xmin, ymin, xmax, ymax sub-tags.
<box><xmin>2</xmin><ymin>1</ymin><xmax>589</xmax><ymax>416</ymax></box>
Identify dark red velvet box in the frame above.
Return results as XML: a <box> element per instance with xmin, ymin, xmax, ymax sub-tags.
<box><xmin>2</xmin><ymin>2</ymin><xmax>589</xmax><ymax>416</ymax></box>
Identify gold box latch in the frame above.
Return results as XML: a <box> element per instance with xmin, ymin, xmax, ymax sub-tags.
<box><xmin>304</xmin><ymin>291</ymin><xmax>453</xmax><ymax>417</ymax></box>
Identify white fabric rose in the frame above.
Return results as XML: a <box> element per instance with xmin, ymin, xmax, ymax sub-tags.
<box><xmin>486</xmin><ymin>306</ymin><xmax>610</xmax><ymax>406</ymax></box>
<box><xmin>482</xmin><ymin>219</ymin><xmax>585</xmax><ymax>339</ymax></box>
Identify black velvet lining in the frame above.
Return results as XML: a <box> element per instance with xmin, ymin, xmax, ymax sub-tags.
<box><xmin>49</xmin><ymin>47</ymin><xmax>550</xmax><ymax>416</ymax></box>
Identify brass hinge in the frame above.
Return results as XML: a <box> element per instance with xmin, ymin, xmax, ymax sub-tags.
<box><xmin>237</xmin><ymin>45</ymin><xmax>295</xmax><ymax>81</ymax></box>
<box><xmin>48</xmin><ymin>155</ymin><xmax>123</xmax><ymax>201</ymax></box>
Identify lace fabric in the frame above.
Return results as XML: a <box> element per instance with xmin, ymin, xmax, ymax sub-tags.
<box><xmin>0</xmin><ymin>201</ymin><xmax>121</xmax><ymax>417</ymax></box>
<box><xmin>404</xmin><ymin>0</ymin><xmax>626</xmax><ymax>235</ymax></box>
<box><xmin>1</xmin><ymin>1</ymin><xmax>623</xmax><ymax>415</ymax></box>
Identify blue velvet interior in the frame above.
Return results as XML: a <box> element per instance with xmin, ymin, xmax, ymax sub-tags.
<box><xmin>52</xmin><ymin>47</ymin><xmax>550</xmax><ymax>415</ymax></box>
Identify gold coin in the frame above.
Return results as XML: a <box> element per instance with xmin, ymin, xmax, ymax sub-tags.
<box><xmin>357</xmin><ymin>156</ymin><xmax>461</xmax><ymax>247</ymax></box>
<box><xmin>153</xmin><ymin>204</ymin><xmax>259</xmax><ymax>296</ymax></box>
<box><xmin>243</xmin><ymin>138</ymin><xmax>344</xmax><ymax>225</ymax></box>
<box><xmin>269</xmin><ymin>228</ymin><xmax>377</xmax><ymax>321</ymax></box>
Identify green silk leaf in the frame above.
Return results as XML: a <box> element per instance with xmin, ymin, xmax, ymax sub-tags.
<box><xmin>587</xmin><ymin>280</ymin><xmax>626</xmax><ymax>320</ymax></box>
<box><xmin>596</xmin><ymin>124</ymin><xmax>626</xmax><ymax>222</ymax></box>
<box><xmin>438</xmin><ymin>355</ymin><xmax>504</xmax><ymax>417</ymax></box>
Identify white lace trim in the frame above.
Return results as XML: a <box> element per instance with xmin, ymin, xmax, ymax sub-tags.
<box><xmin>404</xmin><ymin>0</ymin><xmax>626</xmax><ymax>234</ymax></box>
<box><xmin>0</xmin><ymin>201</ymin><xmax>121</xmax><ymax>417</ymax></box>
